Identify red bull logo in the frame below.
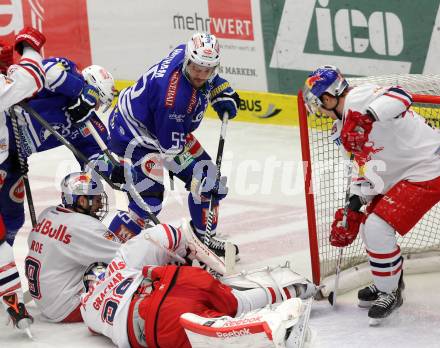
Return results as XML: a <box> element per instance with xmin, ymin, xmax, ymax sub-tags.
<box><xmin>305</xmin><ymin>73</ymin><xmax>323</xmax><ymax>88</ymax></box>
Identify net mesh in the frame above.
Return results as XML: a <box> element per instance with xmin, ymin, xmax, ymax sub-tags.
<box><xmin>304</xmin><ymin>75</ymin><xmax>440</xmax><ymax>281</ymax></box>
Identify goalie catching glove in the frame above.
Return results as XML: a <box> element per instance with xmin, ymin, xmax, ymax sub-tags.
<box><xmin>210</xmin><ymin>77</ymin><xmax>240</xmax><ymax>119</ymax></box>
<box><xmin>330</xmin><ymin>207</ymin><xmax>365</xmax><ymax>247</ymax></box>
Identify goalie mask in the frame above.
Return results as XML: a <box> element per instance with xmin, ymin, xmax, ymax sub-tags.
<box><xmin>303</xmin><ymin>65</ymin><xmax>348</xmax><ymax>116</ymax></box>
<box><xmin>61</xmin><ymin>172</ymin><xmax>108</xmax><ymax>220</ymax></box>
<box><xmin>82</xmin><ymin>65</ymin><xmax>116</xmax><ymax>112</ymax></box>
<box><xmin>183</xmin><ymin>32</ymin><xmax>220</xmax><ymax>84</ymax></box>
<box><xmin>83</xmin><ymin>262</ymin><xmax>107</xmax><ymax>292</ymax></box>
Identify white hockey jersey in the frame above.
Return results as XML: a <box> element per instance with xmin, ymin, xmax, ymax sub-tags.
<box><xmin>340</xmin><ymin>84</ymin><xmax>440</xmax><ymax>197</ymax></box>
<box><xmin>80</xmin><ymin>224</ymin><xmax>185</xmax><ymax>347</ymax></box>
<box><xmin>26</xmin><ymin>206</ymin><xmax>121</xmax><ymax>322</ymax></box>
<box><xmin>0</xmin><ymin>47</ymin><xmax>45</xmax><ymax>164</ymax></box>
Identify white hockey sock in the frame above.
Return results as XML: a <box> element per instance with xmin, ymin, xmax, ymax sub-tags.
<box><xmin>0</xmin><ymin>243</ymin><xmax>23</xmax><ymax>301</ymax></box>
<box><xmin>232</xmin><ymin>285</ymin><xmax>298</xmax><ymax>316</ymax></box>
<box><xmin>232</xmin><ymin>288</ymin><xmax>269</xmax><ymax>316</ymax></box>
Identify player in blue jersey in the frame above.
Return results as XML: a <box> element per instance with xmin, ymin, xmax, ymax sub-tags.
<box><xmin>107</xmin><ymin>32</ymin><xmax>240</xmax><ymax>258</ymax></box>
<box><xmin>0</xmin><ymin>59</ymin><xmax>116</xmax><ymax>246</ymax></box>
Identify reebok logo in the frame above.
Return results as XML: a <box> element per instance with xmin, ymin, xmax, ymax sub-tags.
<box><xmin>216</xmin><ymin>328</ymin><xmax>251</xmax><ymax>338</ymax></box>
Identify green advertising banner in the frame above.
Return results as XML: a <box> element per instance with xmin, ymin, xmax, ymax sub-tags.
<box><xmin>263</xmin><ymin>0</ymin><xmax>440</xmax><ymax>94</ymax></box>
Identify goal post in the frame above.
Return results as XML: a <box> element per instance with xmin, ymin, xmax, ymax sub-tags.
<box><xmin>298</xmin><ymin>75</ymin><xmax>440</xmax><ymax>297</ymax></box>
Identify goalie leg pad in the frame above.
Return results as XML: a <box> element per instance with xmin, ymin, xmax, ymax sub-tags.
<box><xmin>180</xmin><ymin>218</ymin><xmax>227</xmax><ymax>275</ymax></box>
<box><xmin>221</xmin><ymin>263</ymin><xmax>320</xmax><ymax>302</ymax></box>
<box><xmin>180</xmin><ymin>298</ymin><xmax>305</xmax><ymax>348</ymax></box>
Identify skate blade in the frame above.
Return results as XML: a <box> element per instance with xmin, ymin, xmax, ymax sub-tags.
<box><xmin>358</xmin><ymin>300</ymin><xmax>373</xmax><ymax>309</ymax></box>
<box><xmin>24</xmin><ymin>327</ymin><xmax>33</xmax><ymax>340</ymax></box>
<box><xmin>369</xmin><ymin>317</ymin><xmax>382</xmax><ymax>326</ymax></box>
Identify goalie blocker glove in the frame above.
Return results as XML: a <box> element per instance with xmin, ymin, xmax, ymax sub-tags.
<box><xmin>67</xmin><ymin>85</ymin><xmax>99</xmax><ymax>124</ymax></box>
<box><xmin>210</xmin><ymin>77</ymin><xmax>240</xmax><ymax>119</ymax></box>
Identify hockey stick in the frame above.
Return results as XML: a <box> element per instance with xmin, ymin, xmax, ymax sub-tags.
<box><xmin>203</xmin><ymin>111</ymin><xmax>236</xmax><ymax>274</ymax></box>
<box><xmin>327</xmin><ymin>152</ymin><xmax>355</xmax><ymax>307</ymax></box>
<box><xmin>84</xmin><ymin>119</ymin><xmax>160</xmax><ymax>225</ymax></box>
<box><xmin>9</xmin><ymin>106</ymin><xmax>37</xmax><ymax>227</ymax></box>
<box><xmin>16</xmin><ymin>102</ymin><xmax>160</xmax><ymax>224</ymax></box>
<box><xmin>204</xmin><ymin>111</ymin><xmax>228</xmax><ymax>243</ymax></box>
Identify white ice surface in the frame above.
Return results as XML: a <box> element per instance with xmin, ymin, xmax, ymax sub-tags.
<box><xmin>1</xmin><ymin>119</ymin><xmax>439</xmax><ymax>347</ymax></box>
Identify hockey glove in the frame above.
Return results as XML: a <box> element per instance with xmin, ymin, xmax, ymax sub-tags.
<box><xmin>190</xmin><ymin>168</ymin><xmax>228</xmax><ymax>204</ymax></box>
<box><xmin>67</xmin><ymin>85</ymin><xmax>99</xmax><ymax>124</ymax></box>
<box><xmin>109</xmin><ymin>161</ymin><xmax>138</xmax><ymax>187</ymax></box>
<box><xmin>14</xmin><ymin>26</ymin><xmax>46</xmax><ymax>55</ymax></box>
<box><xmin>330</xmin><ymin>207</ymin><xmax>365</xmax><ymax>247</ymax></box>
<box><xmin>0</xmin><ymin>41</ymin><xmax>13</xmax><ymax>75</ymax></box>
<box><xmin>210</xmin><ymin>77</ymin><xmax>240</xmax><ymax>120</ymax></box>
<box><xmin>340</xmin><ymin>110</ymin><xmax>375</xmax><ymax>153</ymax></box>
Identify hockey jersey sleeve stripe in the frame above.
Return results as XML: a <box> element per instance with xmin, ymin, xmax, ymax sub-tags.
<box><xmin>20</xmin><ymin>57</ymin><xmax>45</xmax><ymax>81</ymax></box>
<box><xmin>48</xmin><ymin>68</ymin><xmax>67</xmax><ymax>90</ymax></box>
<box><xmin>18</xmin><ymin>62</ymin><xmax>44</xmax><ymax>91</ymax></box>
<box><xmin>383</xmin><ymin>88</ymin><xmax>412</xmax><ymax>108</ymax></box>
<box><xmin>168</xmin><ymin>225</ymin><xmax>181</xmax><ymax>251</ymax></box>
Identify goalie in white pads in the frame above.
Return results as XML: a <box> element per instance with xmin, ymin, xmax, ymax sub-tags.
<box><xmin>303</xmin><ymin>65</ymin><xmax>440</xmax><ymax>324</ymax></box>
<box><xmin>80</xmin><ymin>220</ymin><xmax>318</xmax><ymax>348</ymax></box>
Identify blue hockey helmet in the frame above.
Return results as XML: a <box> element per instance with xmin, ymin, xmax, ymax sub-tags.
<box><xmin>303</xmin><ymin>65</ymin><xmax>348</xmax><ymax>113</ymax></box>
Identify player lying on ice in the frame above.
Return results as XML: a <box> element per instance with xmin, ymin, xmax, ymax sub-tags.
<box><xmin>25</xmin><ymin>172</ymin><xmax>318</xmax><ymax>347</ymax></box>
<box><xmin>0</xmin><ymin>26</ymin><xmax>46</xmax><ymax>335</ymax></box>
<box><xmin>106</xmin><ymin>32</ymin><xmax>240</xmax><ymax>260</ymax></box>
<box><xmin>303</xmin><ymin>65</ymin><xmax>440</xmax><ymax>325</ymax></box>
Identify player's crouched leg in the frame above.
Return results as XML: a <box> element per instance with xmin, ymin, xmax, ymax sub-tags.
<box><xmin>187</xmin><ymin>193</ymin><xmax>239</xmax><ymax>260</ymax></box>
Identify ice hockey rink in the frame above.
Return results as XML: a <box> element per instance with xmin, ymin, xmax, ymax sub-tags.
<box><xmin>1</xmin><ymin>118</ymin><xmax>440</xmax><ymax>347</ymax></box>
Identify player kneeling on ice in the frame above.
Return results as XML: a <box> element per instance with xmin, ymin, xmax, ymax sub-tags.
<box><xmin>80</xmin><ymin>220</ymin><xmax>319</xmax><ymax>348</ymax></box>
<box><xmin>303</xmin><ymin>65</ymin><xmax>440</xmax><ymax>325</ymax></box>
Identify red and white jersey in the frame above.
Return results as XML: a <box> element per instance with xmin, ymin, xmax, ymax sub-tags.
<box><xmin>26</xmin><ymin>206</ymin><xmax>121</xmax><ymax>322</ymax></box>
<box><xmin>343</xmin><ymin>84</ymin><xmax>440</xmax><ymax>196</ymax></box>
<box><xmin>0</xmin><ymin>46</ymin><xmax>45</xmax><ymax>164</ymax></box>
<box><xmin>80</xmin><ymin>224</ymin><xmax>185</xmax><ymax>347</ymax></box>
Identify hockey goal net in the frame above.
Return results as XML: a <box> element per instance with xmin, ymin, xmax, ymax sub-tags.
<box><xmin>298</xmin><ymin>74</ymin><xmax>440</xmax><ymax>297</ymax></box>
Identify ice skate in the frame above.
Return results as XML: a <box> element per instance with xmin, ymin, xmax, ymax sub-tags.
<box><xmin>358</xmin><ymin>273</ymin><xmax>404</xmax><ymax>308</ymax></box>
<box><xmin>368</xmin><ymin>288</ymin><xmax>403</xmax><ymax>326</ymax></box>
<box><xmin>2</xmin><ymin>293</ymin><xmax>34</xmax><ymax>338</ymax></box>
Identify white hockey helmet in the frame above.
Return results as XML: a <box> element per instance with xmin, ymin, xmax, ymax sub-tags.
<box><xmin>82</xmin><ymin>65</ymin><xmax>116</xmax><ymax>112</ymax></box>
<box><xmin>61</xmin><ymin>172</ymin><xmax>108</xmax><ymax>220</ymax></box>
<box><xmin>183</xmin><ymin>32</ymin><xmax>220</xmax><ymax>79</ymax></box>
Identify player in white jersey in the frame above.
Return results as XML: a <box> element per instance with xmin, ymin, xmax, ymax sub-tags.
<box><xmin>303</xmin><ymin>65</ymin><xmax>440</xmax><ymax>324</ymax></box>
<box><xmin>80</xmin><ymin>220</ymin><xmax>318</xmax><ymax>348</ymax></box>
<box><xmin>25</xmin><ymin>172</ymin><xmax>122</xmax><ymax>322</ymax></box>
<box><xmin>0</xmin><ymin>27</ymin><xmax>46</xmax><ymax>334</ymax></box>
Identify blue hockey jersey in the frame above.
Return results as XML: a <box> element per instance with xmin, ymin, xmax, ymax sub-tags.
<box><xmin>110</xmin><ymin>45</ymin><xmax>218</xmax><ymax>157</ymax></box>
<box><xmin>7</xmin><ymin>57</ymin><xmax>107</xmax><ymax>165</ymax></box>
